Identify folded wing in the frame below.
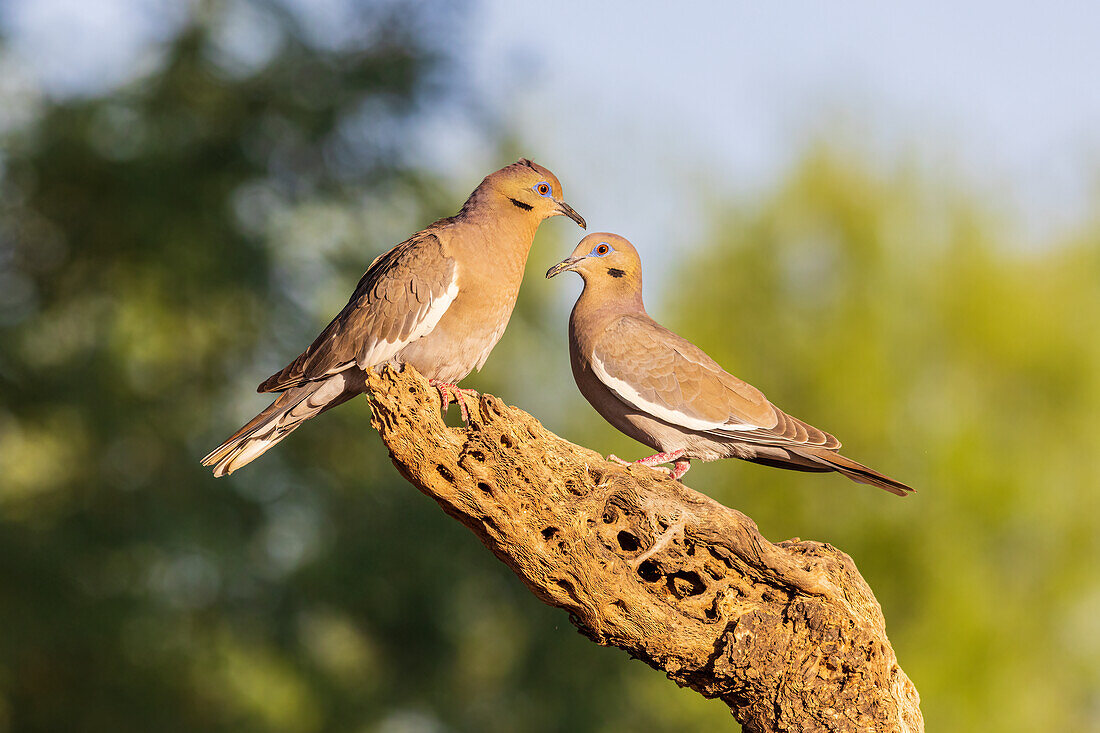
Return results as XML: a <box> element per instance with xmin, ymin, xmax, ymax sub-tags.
<box><xmin>589</xmin><ymin>315</ymin><xmax>840</xmax><ymax>449</ymax></box>
<box><xmin>259</xmin><ymin>232</ymin><xmax>457</xmax><ymax>393</ymax></box>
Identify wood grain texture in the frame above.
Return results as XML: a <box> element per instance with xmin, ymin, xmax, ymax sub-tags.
<box><xmin>364</xmin><ymin>365</ymin><xmax>923</xmax><ymax>732</ymax></box>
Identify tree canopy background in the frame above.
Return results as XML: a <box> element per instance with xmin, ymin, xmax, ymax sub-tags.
<box><xmin>1</xmin><ymin>3</ymin><xmax>1097</xmax><ymax>732</ymax></box>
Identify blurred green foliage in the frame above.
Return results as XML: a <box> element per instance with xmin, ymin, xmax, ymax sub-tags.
<box><xmin>661</xmin><ymin>146</ymin><xmax>1100</xmax><ymax>732</ymax></box>
<box><xmin>1</xmin><ymin>4</ymin><xmax>1098</xmax><ymax>733</ymax></box>
<box><xmin>0</xmin><ymin>3</ymin><xmax>729</xmax><ymax>732</ymax></box>
<box><xmin>531</xmin><ymin>144</ymin><xmax>1100</xmax><ymax>731</ymax></box>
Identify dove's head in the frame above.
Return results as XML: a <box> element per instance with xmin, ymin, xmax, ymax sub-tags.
<box><xmin>479</xmin><ymin>159</ymin><xmax>586</xmax><ymax>228</ymax></box>
<box><xmin>545</xmin><ymin>233</ymin><xmax>643</xmax><ymax>294</ymax></box>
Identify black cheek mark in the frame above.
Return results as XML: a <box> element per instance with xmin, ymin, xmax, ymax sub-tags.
<box><xmin>607</xmin><ymin>268</ymin><xmax>625</xmax><ymax>278</ymax></box>
<box><xmin>508</xmin><ymin>197</ymin><xmax>533</xmax><ymax>211</ymax></box>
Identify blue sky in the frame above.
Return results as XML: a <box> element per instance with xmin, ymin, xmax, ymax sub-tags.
<box><xmin>462</xmin><ymin>1</ymin><xmax>1100</xmax><ymax>249</ymax></box>
<box><xmin>4</xmin><ymin>1</ymin><xmax>1098</xmax><ymax>250</ymax></box>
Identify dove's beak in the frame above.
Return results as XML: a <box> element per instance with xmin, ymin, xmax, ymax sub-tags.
<box><xmin>555</xmin><ymin>201</ymin><xmax>586</xmax><ymax>229</ymax></box>
<box><xmin>546</xmin><ymin>256</ymin><xmax>582</xmax><ymax>279</ymax></box>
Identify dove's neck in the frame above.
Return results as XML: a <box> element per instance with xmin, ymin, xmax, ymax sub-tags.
<box><xmin>572</xmin><ymin>279</ymin><xmax>647</xmax><ymax>332</ymax></box>
<box><xmin>445</xmin><ymin>189</ymin><xmax>541</xmax><ymax>293</ymax></box>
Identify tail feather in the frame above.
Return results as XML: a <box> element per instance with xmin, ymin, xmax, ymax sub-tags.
<box><xmin>201</xmin><ymin>374</ymin><xmax>360</xmax><ymax>477</ymax></box>
<box><xmin>792</xmin><ymin>447</ymin><xmax>914</xmax><ymax>497</ymax></box>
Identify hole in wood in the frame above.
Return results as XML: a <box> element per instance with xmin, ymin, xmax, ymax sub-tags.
<box><xmin>477</xmin><ymin>481</ymin><xmax>493</xmax><ymax>496</ymax></box>
<box><xmin>499</xmin><ymin>433</ymin><xmax>513</xmax><ymax>448</ymax></box>
<box><xmin>542</xmin><ymin>526</ymin><xmax>559</xmax><ymax>540</ymax></box>
<box><xmin>668</xmin><ymin>570</ymin><xmax>706</xmax><ymax>598</ymax></box>
<box><xmin>617</xmin><ymin>531</ymin><xmax>640</xmax><ymax>552</ymax></box>
<box><xmin>637</xmin><ymin>560</ymin><xmax>661</xmax><ymax>582</ymax></box>
<box><xmin>437</xmin><ymin>465</ymin><xmax>454</xmax><ymax>483</ymax></box>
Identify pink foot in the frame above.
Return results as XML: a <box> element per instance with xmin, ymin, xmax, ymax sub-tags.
<box><xmin>429</xmin><ymin>380</ymin><xmax>478</xmax><ymax>422</ymax></box>
<box><xmin>670</xmin><ymin>458</ymin><xmax>691</xmax><ymax>481</ymax></box>
<box><xmin>609</xmin><ymin>450</ymin><xmax>689</xmax><ymax>480</ymax></box>
<box><xmin>633</xmin><ymin>449</ymin><xmax>686</xmax><ymax>468</ymax></box>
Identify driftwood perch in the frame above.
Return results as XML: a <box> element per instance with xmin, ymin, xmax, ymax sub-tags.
<box><xmin>364</xmin><ymin>366</ymin><xmax>923</xmax><ymax>732</ymax></box>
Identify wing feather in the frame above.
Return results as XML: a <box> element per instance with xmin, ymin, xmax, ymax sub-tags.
<box><xmin>589</xmin><ymin>316</ymin><xmax>840</xmax><ymax>450</ymax></box>
<box><xmin>259</xmin><ymin>232</ymin><xmax>457</xmax><ymax>393</ymax></box>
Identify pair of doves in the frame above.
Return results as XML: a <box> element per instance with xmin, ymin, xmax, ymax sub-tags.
<box><xmin>203</xmin><ymin>160</ymin><xmax>911</xmax><ymax>495</ymax></box>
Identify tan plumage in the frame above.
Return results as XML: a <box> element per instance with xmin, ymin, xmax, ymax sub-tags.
<box><xmin>203</xmin><ymin>159</ymin><xmax>585</xmax><ymax>476</ymax></box>
<box><xmin>547</xmin><ymin>232</ymin><xmax>912</xmax><ymax>496</ymax></box>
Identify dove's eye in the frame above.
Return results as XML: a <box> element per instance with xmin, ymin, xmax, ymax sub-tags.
<box><xmin>590</xmin><ymin>242</ymin><xmax>612</xmax><ymax>257</ymax></box>
<box><xmin>534</xmin><ymin>182</ymin><xmax>552</xmax><ymax>197</ymax></box>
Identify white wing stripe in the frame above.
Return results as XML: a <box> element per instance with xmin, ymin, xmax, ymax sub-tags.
<box><xmin>409</xmin><ymin>278</ymin><xmax>459</xmax><ymax>343</ymax></box>
<box><xmin>590</xmin><ymin>354</ymin><xmax>761</xmax><ymax>432</ymax></box>
<box><xmin>357</xmin><ymin>276</ymin><xmax>459</xmax><ymax>368</ymax></box>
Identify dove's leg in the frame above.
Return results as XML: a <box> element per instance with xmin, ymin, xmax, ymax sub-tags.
<box><xmin>608</xmin><ymin>450</ymin><xmax>688</xmax><ymax>477</ymax></box>
<box><xmin>632</xmin><ymin>450</ymin><xmax>686</xmax><ymax>467</ymax></box>
<box><xmin>429</xmin><ymin>380</ymin><xmax>477</xmax><ymax>422</ymax></box>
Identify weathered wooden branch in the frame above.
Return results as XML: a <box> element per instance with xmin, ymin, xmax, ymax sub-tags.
<box><xmin>364</xmin><ymin>366</ymin><xmax>923</xmax><ymax>733</ymax></box>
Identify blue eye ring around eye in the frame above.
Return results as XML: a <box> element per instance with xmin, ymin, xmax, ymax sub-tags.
<box><xmin>533</xmin><ymin>181</ymin><xmax>552</xmax><ymax>197</ymax></box>
<box><xmin>588</xmin><ymin>242</ymin><xmax>613</xmax><ymax>257</ymax></box>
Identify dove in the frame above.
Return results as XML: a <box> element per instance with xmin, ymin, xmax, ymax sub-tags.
<box><xmin>547</xmin><ymin>233</ymin><xmax>912</xmax><ymax>495</ymax></box>
<box><xmin>202</xmin><ymin>159</ymin><xmax>585</xmax><ymax>476</ymax></box>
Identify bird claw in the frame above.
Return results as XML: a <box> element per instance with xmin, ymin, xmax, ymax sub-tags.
<box><xmin>430</xmin><ymin>380</ymin><xmax>477</xmax><ymax>423</ymax></box>
<box><xmin>607</xmin><ymin>451</ymin><xmax>690</xmax><ymax>481</ymax></box>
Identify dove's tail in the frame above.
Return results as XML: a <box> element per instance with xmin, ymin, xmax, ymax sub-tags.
<box><xmin>201</xmin><ymin>373</ymin><xmax>361</xmax><ymax>477</ymax></box>
<box><xmin>791</xmin><ymin>447</ymin><xmax>914</xmax><ymax>497</ymax></box>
